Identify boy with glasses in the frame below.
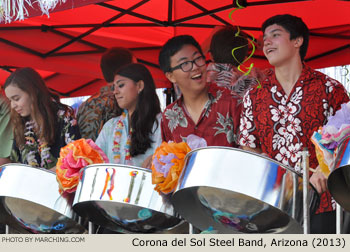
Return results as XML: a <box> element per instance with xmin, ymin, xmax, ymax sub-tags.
<box><xmin>158</xmin><ymin>35</ymin><xmax>241</xmax><ymax>146</ymax></box>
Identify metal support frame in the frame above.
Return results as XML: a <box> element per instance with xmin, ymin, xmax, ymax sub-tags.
<box><xmin>189</xmin><ymin>223</ymin><xmax>194</xmax><ymax>234</ymax></box>
<box><xmin>88</xmin><ymin>222</ymin><xmax>94</xmax><ymax>234</ymax></box>
<box><xmin>168</xmin><ymin>0</ymin><xmax>173</xmax><ymax>23</ymax></box>
<box><xmin>97</xmin><ymin>2</ymin><xmax>163</xmax><ymax>25</ymax></box>
<box><xmin>336</xmin><ymin>203</ymin><xmax>343</xmax><ymax>234</ymax></box>
<box><xmin>185</xmin><ymin>0</ymin><xmax>231</xmax><ymax>26</ymax></box>
<box><xmin>44</xmin><ymin>0</ymin><xmax>151</xmax><ymax>57</ymax></box>
<box><xmin>0</xmin><ymin>65</ymin><xmax>14</xmax><ymax>72</ymax></box>
<box><xmin>305</xmin><ymin>44</ymin><xmax>350</xmax><ymax>63</ymax></box>
<box><xmin>0</xmin><ymin>0</ymin><xmax>346</xmax><ymax>97</ymax></box>
<box><xmin>302</xmin><ymin>148</ymin><xmax>310</xmax><ymax>234</ymax></box>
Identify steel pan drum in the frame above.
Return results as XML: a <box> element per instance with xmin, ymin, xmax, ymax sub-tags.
<box><xmin>171</xmin><ymin>147</ymin><xmax>319</xmax><ymax>234</ymax></box>
<box><xmin>0</xmin><ymin>164</ymin><xmax>86</xmax><ymax>233</ymax></box>
<box><xmin>73</xmin><ymin>164</ymin><xmax>183</xmax><ymax>233</ymax></box>
<box><xmin>328</xmin><ymin>137</ymin><xmax>350</xmax><ymax>212</ymax></box>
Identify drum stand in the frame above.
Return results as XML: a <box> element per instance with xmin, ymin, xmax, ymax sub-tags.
<box><xmin>302</xmin><ymin>149</ymin><xmax>345</xmax><ymax>234</ymax></box>
<box><xmin>336</xmin><ymin>204</ymin><xmax>343</xmax><ymax>234</ymax></box>
<box><xmin>302</xmin><ymin>149</ymin><xmax>310</xmax><ymax>234</ymax></box>
<box><xmin>88</xmin><ymin>222</ymin><xmax>94</xmax><ymax>234</ymax></box>
<box><xmin>189</xmin><ymin>224</ymin><xmax>194</xmax><ymax>234</ymax></box>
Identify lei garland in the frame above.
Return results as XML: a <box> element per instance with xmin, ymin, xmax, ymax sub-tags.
<box><xmin>19</xmin><ymin>108</ymin><xmax>77</xmax><ymax>169</ymax></box>
<box><xmin>23</xmin><ymin>120</ymin><xmax>55</xmax><ymax>169</ymax></box>
<box><xmin>112</xmin><ymin>112</ymin><xmax>132</xmax><ymax>164</ymax></box>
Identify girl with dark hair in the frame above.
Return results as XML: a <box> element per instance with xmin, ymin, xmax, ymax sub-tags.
<box><xmin>95</xmin><ymin>63</ymin><xmax>161</xmax><ymax>167</ymax></box>
<box><xmin>4</xmin><ymin>67</ymin><xmax>80</xmax><ymax>170</ymax></box>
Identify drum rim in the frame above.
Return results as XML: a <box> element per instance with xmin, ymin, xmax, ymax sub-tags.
<box><xmin>0</xmin><ymin>163</ymin><xmax>55</xmax><ymax>174</ymax></box>
<box><xmin>81</xmin><ymin>163</ymin><xmax>151</xmax><ymax>173</ymax></box>
<box><xmin>185</xmin><ymin>146</ymin><xmax>297</xmax><ymax>174</ymax></box>
<box><xmin>184</xmin><ymin>146</ymin><xmax>319</xmax><ymax>195</ymax></box>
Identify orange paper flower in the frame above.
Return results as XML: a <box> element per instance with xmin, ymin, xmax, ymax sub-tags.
<box><xmin>56</xmin><ymin>138</ymin><xmax>109</xmax><ymax>193</ymax></box>
<box><xmin>151</xmin><ymin>141</ymin><xmax>191</xmax><ymax>194</ymax></box>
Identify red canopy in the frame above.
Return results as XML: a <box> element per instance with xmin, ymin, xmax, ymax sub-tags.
<box><xmin>0</xmin><ymin>0</ymin><xmax>349</xmax><ymax>97</ymax></box>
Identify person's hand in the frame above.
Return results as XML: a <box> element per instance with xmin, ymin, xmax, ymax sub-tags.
<box><xmin>241</xmin><ymin>145</ymin><xmax>263</xmax><ymax>154</ymax></box>
<box><xmin>49</xmin><ymin>166</ymin><xmax>57</xmax><ymax>173</ymax></box>
<box><xmin>141</xmin><ymin>155</ymin><xmax>153</xmax><ymax>169</ymax></box>
<box><xmin>260</xmin><ymin>152</ymin><xmax>269</xmax><ymax>158</ymax></box>
<box><xmin>309</xmin><ymin>166</ymin><xmax>327</xmax><ymax>194</ymax></box>
<box><xmin>0</xmin><ymin>157</ymin><xmax>11</xmax><ymax>166</ymax></box>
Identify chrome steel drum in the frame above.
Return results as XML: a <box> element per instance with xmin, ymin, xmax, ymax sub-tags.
<box><xmin>171</xmin><ymin>147</ymin><xmax>319</xmax><ymax>234</ymax></box>
<box><xmin>0</xmin><ymin>164</ymin><xmax>86</xmax><ymax>233</ymax></box>
<box><xmin>73</xmin><ymin>164</ymin><xmax>183</xmax><ymax>233</ymax></box>
<box><xmin>328</xmin><ymin>136</ymin><xmax>350</xmax><ymax>212</ymax></box>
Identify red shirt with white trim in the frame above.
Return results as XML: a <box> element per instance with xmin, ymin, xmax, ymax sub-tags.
<box><xmin>239</xmin><ymin>65</ymin><xmax>349</xmax><ymax>213</ymax></box>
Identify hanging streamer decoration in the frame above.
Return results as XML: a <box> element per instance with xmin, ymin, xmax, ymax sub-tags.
<box><xmin>0</xmin><ymin>0</ymin><xmax>66</xmax><ymax>23</ymax></box>
<box><xmin>228</xmin><ymin>0</ymin><xmax>261</xmax><ymax>88</ymax></box>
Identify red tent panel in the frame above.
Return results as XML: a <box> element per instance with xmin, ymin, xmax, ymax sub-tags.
<box><xmin>0</xmin><ymin>0</ymin><xmax>349</xmax><ymax>97</ymax></box>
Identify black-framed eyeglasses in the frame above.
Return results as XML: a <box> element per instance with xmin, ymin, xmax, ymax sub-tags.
<box><xmin>169</xmin><ymin>56</ymin><xmax>206</xmax><ymax>72</ymax></box>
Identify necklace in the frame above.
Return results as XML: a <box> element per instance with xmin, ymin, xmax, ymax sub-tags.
<box><xmin>24</xmin><ymin>120</ymin><xmax>53</xmax><ymax>168</ymax></box>
<box><xmin>112</xmin><ymin>112</ymin><xmax>132</xmax><ymax>164</ymax></box>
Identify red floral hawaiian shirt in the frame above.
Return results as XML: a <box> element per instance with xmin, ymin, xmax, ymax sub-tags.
<box><xmin>207</xmin><ymin>62</ymin><xmax>265</xmax><ymax>104</ymax></box>
<box><xmin>239</xmin><ymin>65</ymin><xmax>349</xmax><ymax>213</ymax></box>
<box><xmin>161</xmin><ymin>84</ymin><xmax>241</xmax><ymax>147</ymax></box>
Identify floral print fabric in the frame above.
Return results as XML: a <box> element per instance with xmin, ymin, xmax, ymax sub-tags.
<box><xmin>161</xmin><ymin>84</ymin><xmax>241</xmax><ymax>147</ymax></box>
<box><xmin>11</xmin><ymin>105</ymin><xmax>80</xmax><ymax>169</ymax></box>
<box><xmin>77</xmin><ymin>85</ymin><xmax>122</xmax><ymax>141</ymax></box>
<box><xmin>239</xmin><ymin>65</ymin><xmax>349</xmax><ymax>213</ymax></box>
<box><xmin>207</xmin><ymin>62</ymin><xmax>265</xmax><ymax>104</ymax></box>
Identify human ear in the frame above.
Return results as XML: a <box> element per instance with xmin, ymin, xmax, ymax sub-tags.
<box><xmin>295</xmin><ymin>37</ymin><xmax>303</xmax><ymax>48</ymax></box>
<box><xmin>136</xmin><ymin>80</ymin><xmax>144</xmax><ymax>93</ymax></box>
<box><xmin>165</xmin><ymin>72</ymin><xmax>176</xmax><ymax>84</ymax></box>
